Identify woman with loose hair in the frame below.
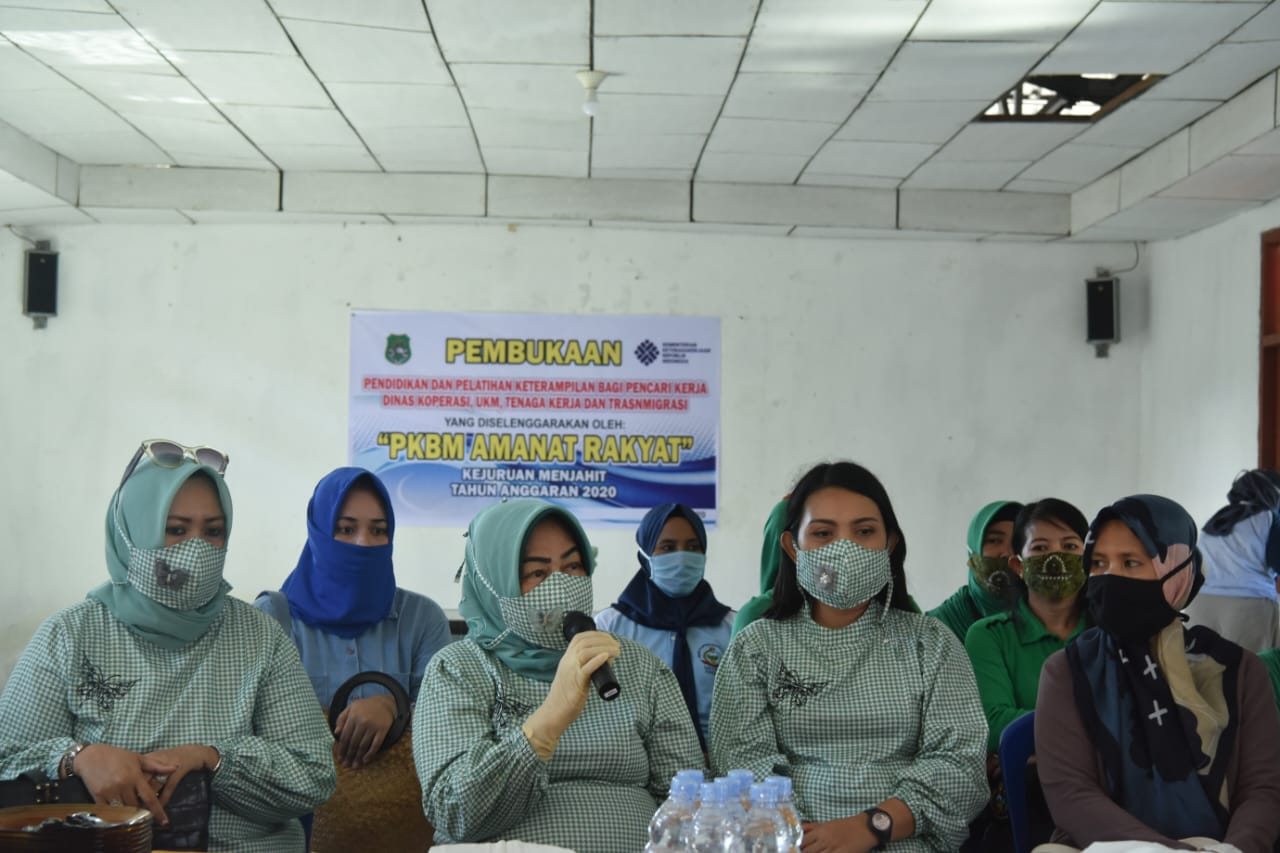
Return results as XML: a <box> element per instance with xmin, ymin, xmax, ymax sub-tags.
<box><xmin>710</xmin><ymin>461</ymin><xmax>988</xmax><ymax>853</ymax></box>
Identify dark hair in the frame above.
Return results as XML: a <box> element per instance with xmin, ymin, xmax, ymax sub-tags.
<box><xmin>764</xmin><ymin>461</ymin><xmax>912</xmax><ymax>620</ymax></box>
<box><xmin>1204</xmin><ymin>469</ymin><xmax>1280</xmax><ymax>536</ymax></box>
<box><xmin>988</xmin><ymin>502</ymin><xmax>1023</xmax><ymax>530</ymax></box>
<box><xmin>1011</xmin><ymin>498</ymin><xmax>1089</xmax><ymax>555</ymax></box>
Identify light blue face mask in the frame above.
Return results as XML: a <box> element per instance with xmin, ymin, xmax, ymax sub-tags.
<box><xmin>647</xmin><ymin>550</ymin><xmax>707</xmax><ymax>597</ymax></box>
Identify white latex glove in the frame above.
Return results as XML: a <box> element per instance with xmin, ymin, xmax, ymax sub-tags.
<box><xmin>1196</xmin><ymin>844</ymin><xmax>1243</xmax><ymax>853</ymax></box>
<box><xmin>521</xmin><ymin>630</ymin><xmax>620</xmax><ymax>760</ymax></box>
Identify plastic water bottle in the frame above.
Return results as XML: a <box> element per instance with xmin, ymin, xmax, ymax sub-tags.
<box><xmin>645</xmin><ymin>777</ymin><xmax>699</xmax><ymax>853</ymax></box>
<box><xmin>690</xmin><ymin>780</ymin><xmax>744</xmax><ymax>853</ymax></box>
<box><xmin>741</xmin><ymin>783</ymin><xmax>790</xmax><ymax>853</ymax></box>
<box><xmin>716</xmin><ymin>775</ymin><xmax>749</xmax><ymax>827</ymax></box>
<box><xmin>726</xmin><ymin>769</ymin><xmax>755</xmax><ymax>811</ymax></box>
<box><xmin>764</xmin><ymin>776</ymin><xmax>802</xmax><ymax>852</ymax></box>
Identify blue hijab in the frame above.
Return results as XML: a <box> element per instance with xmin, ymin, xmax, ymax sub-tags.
<box><xmin>280</xmin><ymin>467</ymin><xmax>397</xmax><ymax>639</ymax></box>
<box><xmin>613</xmin><ymin>503</ymin><xmax>729</xmax><ymax>745</ymax></box>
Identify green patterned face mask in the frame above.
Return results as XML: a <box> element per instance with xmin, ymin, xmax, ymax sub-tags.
<box><xmin>968</xmin><ymin>553</ymin><xmax>1016</xmax><ymax>597</ymax></box>
<box><xmin>1021</xmin><ymin>552</ymin><xmax>1086</xmax><ymax>601</ymax></box>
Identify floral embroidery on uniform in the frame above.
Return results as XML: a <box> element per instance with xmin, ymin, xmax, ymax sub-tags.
<box><xmin>76</xmin><ymin>656</ymin><xmax>138</xmax><ymax>714</ymax></box>
<box><xmin>772</xmin><ymin>663</ymin><xmax>829</xmax><ymax>708</ymax></box>
<box><xmin>492</xmin><ymin>694</ymin><xmax>535</xmax><ymax>731</ymax></box>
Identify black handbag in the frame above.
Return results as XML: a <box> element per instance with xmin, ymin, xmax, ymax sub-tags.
<box><xmin>0</xmin><ymin>768</ymin><xmax>212</xmax><ymax>851</ymax></box>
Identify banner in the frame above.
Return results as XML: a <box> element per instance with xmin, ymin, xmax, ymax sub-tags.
<box><xmin>349</xmin><ymin>310</ymin><xmax>720</xmax><ymax>526</ymax></box>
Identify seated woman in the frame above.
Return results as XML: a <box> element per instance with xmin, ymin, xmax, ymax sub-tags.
<box><xmin>966</xmin><ymin>498</ymin><xmax>1090</xmax><ymax>752</ymax></box>
<box><xmin>413</xmin><ymin>499</ymin><xmax>703</xmax><ymax>853</ymax></box>
<box><xmin>594</xmin><ymin>502</ymin><xmax>733</xmax><ymax>747</ymax></box>
<box><xmin>0</xmin><ymin>440</ymin><xmax>336</xmax><ymax>852</ymax></box>
<box><xmin>929</xmin><ymin>500</ymin><xmax>1024</xmax><ymax>642</ymax></box>
<box><xmin>1186</xmin><ymin>469</ymin><xmax>1280</xmax><ymax>652</ymax></box>
<box><xmin>710</xmin><ymin>461</ymin><xmax>989</xmax><ymax>853</ymax></box>
<box><xmin>254</xmin><ymin>467</ymin><xmax>451</xmax><ymax>768</ymax></box>
<box><xmin>1035</xmin><ymin>494</ymin><xmax>1280</xmax><ymax>852</ymax></box>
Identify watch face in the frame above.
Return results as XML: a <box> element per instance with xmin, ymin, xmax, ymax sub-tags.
<box><xmin>871</xmin><ymin>812</ymin><xmax>892</xmax><ymax>832</ymax></box>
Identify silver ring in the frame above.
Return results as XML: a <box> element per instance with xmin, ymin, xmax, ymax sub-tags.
<box><xmin>108</xmin><ymin>799</ymin><xmax>123</xmax><ymax>806</ymax></box>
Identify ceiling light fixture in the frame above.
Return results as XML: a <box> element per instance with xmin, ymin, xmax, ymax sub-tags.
<box><xmin>576</xmin><ymin>69</ymin><xmax>607</xmax><ymax>118</ymax></box>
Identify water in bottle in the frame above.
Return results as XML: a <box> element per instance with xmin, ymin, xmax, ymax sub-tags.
<box><xmin>741</xmin><ymin>783</ymin><xmax>790</xmax><ymax>853</ymax></box>
<box><xmin>726</xmin><ymin>769</ymin><xmax>755</xmax><ymax>811</ymax></box>
<box><xmin>644</xmin><ymin>777</ymin><xmax>699</xmax><ymax>853</ymax></box>
<box><xmin>764</xmin><ymin>776</ymin><xmax>802</xmax><ymax>852</ymax></box>
<box><xmin>690</xmin><ymin>780</ymin><xmax>744</xmax><ymax>853</ymax></box>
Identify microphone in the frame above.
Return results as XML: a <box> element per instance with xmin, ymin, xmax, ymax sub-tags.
<box><xmin>562</xmin><ymin>611</ymin><xmax>621</xmax><ymax>701</ymax></box>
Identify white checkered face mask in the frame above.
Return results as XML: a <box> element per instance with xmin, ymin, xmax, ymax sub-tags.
<box><xmin>499</xmin><ymin>571</ymin><xmax>594</xmax><ymax>650</ymax></box>
<box><xmin>127</xmin><ymin>535</ymin><xmax>227</xmax><ymax>611</ymax></box>
<box><xmin>795</xmin><ymin>537</ymin><xmax>891</xmax><ymax>609</ymax></box>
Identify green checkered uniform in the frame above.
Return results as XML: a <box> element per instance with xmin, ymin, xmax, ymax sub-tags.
<box><xmin>709</xmin><ymin>602</ymin><xmax>988</xmax><ymax>852</ymax></box>
<box><xmin>414</xmin><ymin>636</ymin><xmax>703</xmax><ymax>852</ymax></box>
<box><xmin>0</xmin><ymin>597</ymin><xmax>337</xmax><ymax>853</ymax></box>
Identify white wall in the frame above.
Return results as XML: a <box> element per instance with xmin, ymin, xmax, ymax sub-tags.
<box><xmin>1140</xmin><ymin>197</ymin><xmax>1280</xmax><ymax>523</ymax></box>
<box><xmin>0</xmin><ymin>223</ymin><xmax>1148</xmax><ymax>683</ymax></box>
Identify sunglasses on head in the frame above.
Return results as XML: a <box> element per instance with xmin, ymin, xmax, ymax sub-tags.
<box><xmin>118</xmin><ymin>439</ymin><xmax>229</xmax><ymax>488</ymax></box>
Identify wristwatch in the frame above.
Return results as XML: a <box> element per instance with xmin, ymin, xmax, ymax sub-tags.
<box><xmin>865</xmin><ymin>806</ymin><xmax>892</xmax><ymax>850</ymax></box>
<box><xmin>59</xmin><ymin>743</ymin><xmax>86</xmax><ymax>779</ymax></box>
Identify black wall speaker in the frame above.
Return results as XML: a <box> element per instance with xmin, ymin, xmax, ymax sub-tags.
<box><xmin>1086</xmin><ymin>275</ymin><xmax>1119</xmax><ymax>343</ymax></box>
<box><xmin>24</xmin><ymin>249</ymin><xmax>57</xmax><ymax>317</ymax></box>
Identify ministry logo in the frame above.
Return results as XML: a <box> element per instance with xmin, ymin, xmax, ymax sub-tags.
<box><xmin>634</xmin><ymin>339</ymin><xmax>659</xmax><ymax>366</ymax></box>
<box><xmin>385</xmin><ymin>333</ymin><xmax>412</xmax><ymax>365</ymax></box>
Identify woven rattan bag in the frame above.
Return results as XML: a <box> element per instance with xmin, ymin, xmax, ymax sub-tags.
<box><xmin>310</xmin><ymin>671</ymin><xmax>433</xmax><ymax>852</ymax></box>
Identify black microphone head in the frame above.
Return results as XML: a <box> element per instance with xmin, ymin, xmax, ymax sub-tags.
<box><xmin>562</xmin><ymin>610</ymin><xmax>595</xmax><ymax>642</ymax></box>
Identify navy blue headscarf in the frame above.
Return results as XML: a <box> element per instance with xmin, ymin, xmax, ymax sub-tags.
<box><xmin>613</xmin><ymin>503</ymin><xmax>729</xmax><ymax>746</ymax></box>
<box><xmin>280</xmin><ymin>467</ymin><xmax>397</xmax><ymax>639</ymax></box>
<box><xmin>1068</xmin><ymin>495</ymin><xmax>1241</xmax><ymax>842</ymax></box>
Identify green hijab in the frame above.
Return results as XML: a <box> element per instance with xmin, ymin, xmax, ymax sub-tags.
<box><xmin>965</xmin><ymin>500</ymin><xmax>1018</xmax><ymax>614</ymax></box>
<box><xmin>730</xmin><ymin>499</ymin><xmax>789</xmax><ymax>638</ymax></box>
<box><xmin>459</xmin><ymin>499</ymin><xmax>595</xmax><ymax>682</ymax></box>
<box><xmin>88</xmin><ymin>458</ymin><xmax>234</xmax><ymax>650</ymax></box>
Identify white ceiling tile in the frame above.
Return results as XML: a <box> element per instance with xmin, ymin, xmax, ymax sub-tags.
<box><xmin>0</xmin><ymin>1</ymin><xmax>113</xmax><ymax>11</ymax></box>
<box><xmin>183</xmin><ymin>209</ymin><xmax>390</xmax><ymax>223</ymax></box>
<box><xmin>1095</xmin><ymin>195</ymin><xmax>1260</xmax><ymax>234</ymax></box>
<box><xmin>59</xmin><ymin>69</ymin><xmax>210</xmax><ymax>119</ymax></box>
<box><xmin>327</xmin><ymin>83</ymin><xmax>470</xmax><ymax>129</ymax></box>
<box><xmin>285</xmin><ymin>171</ymin><xmax>484</xmax><ymax>215</ymax></box>
<box><xmin>592</xmin><ymin>134</ymin><xmax>703</xmax><ymax>169</ymax></box>
<box><xmin>0</xmin><ymin>177</ymin><xmax>63</xmax><ymax>209</ymax></box>
<box><xmin>271</xmin><ymin>0</ymin><xmax>429</xmax><ymax>31</ymax></box>
<box><xmin>912</xmin><ymin>0</ymin><xmax>1097</xmax><ymax>42</ymax></box>
<box><xmin>0</xmin><ymin>8</ymin><xmax>169</xmax><ymax>71</ymax></box>
<box><xmin>169</xmin><ymin>52</ymin><xmax>330</xmax><ymax>107</ymax></box>
<box><xmin>1227</xmin><ymin>2</ymin><xmax>1280</xmax><ymax>41</ymax></box>
<box><xmin>1119</xmin><ymin>129</ymin><xmax>1189</xmax><ymax>206</ymax></box>
<box><xmin>0</xmin><ymin>87</ymin><xmax>137</xmax><ymax>135</ymax></box>
<box><xmin>806</xmin><ymin>139</ymin><xmax>937</xmax><ymax>177</ymax></box>
<box><xmin>596</xmin><ymin>0</ymin><xmax>758</xmax><ymax>35</ymax></box>
<box><xmin>741</xmin><ymin>0</ymin><xmax>925</xmax><ymax>74</ymax></box>
<box><xmin>792</xmin><ymin>225</ymin><xmax>985</xmax><ymax>240</ymax></box>
<box><xmin>426</xmin><ymin>0</ymin><xmax>587</xmax><ymax>64</ymax></box>
<box><xmin>595</xmin><ymin>36</ymin><xmax>745</xmax><ymax>95</ymax></box>
<box><xmin>1073</xmin><ymin>99</ymin><xmax>1219</xmax><ymax>147</ymax></box>
<box><xmin>1159</xmin><ymin>153</ymin><xmax>1280</xmax><ymax>200</ymax></box>
<box><xmin>591</xmin><ymin>93</ymin><xmax>721</xmax><ymax>136</ymax></box>
<box><xmin>695</xmin><ymin>151</ymin><xmax>808</xmax><ymax>182</ymax></box>
<box><xmin>695</xmin><ymin>181</ymin><xmax>896</xmax><ymax>227</ymax></box>
<box><xmin>723</xmin><ymin>72</ymin><xmax>874</xmax><ymax>123</ymax></box>
<box><xmin>1071</xmin><ymin>170</ymin><xmax>1121</xmax><ymax>230</ymax></box>
<box><xmin>1</xmin><ymin>204</ymin><xmax>94</xmax><ymax>224</ymax></box>
<box><xmin>1188</xmin><ymin>74</ymin><xmax>1276</xmax><ymax>170</ymax></box>
<box><xmin>113</xmin><ymin>0</ymin><xmax>294</xmax><ymax>53</ymax></box>
<box><xmin>120</xmin><ymin>113</ymin><xmax>265</xmax><ymax>163</ymax></box>
<box><xmin>81</xmin><ymin>205</ymin><xmax>191</xmax><ymax>222</ymax></box>
<box><xmin>935</xmin><ymin>122</ymin><xmax>1085</xmax><ymax>161</ymax></box>
<box><xmin>797</xmin><ymin>173</ymin><xmax>901</xmax><ymax>189</ymax></box>
<box><xmin>1148</xmin><ymin>41</ymin><xmax>1280</xmax><ymax>100</ymax></box>
<box><xmin>1008</xmin><ymin>178</ymin><xmax>1089</xmax><ymax>193</ymax></box>
<box><xmin>219</xmin><ymin>104</ymin><xmax>360</xmax><ymax>146</ymax></box>
<box><xmin>900</xmin><ymin>188</ymin><xmax>1069</xmax><ymax>234</ymax></box>
<box><xmin>470</xmin><ymin>111</ymin><xmax>586</xmax><ymax>151</ymax></box>
<box><xmin>490</xmin><ymin>175</ymin><xmax>687</xmax><ymax>221</ymax></box>
<box><xmin>903</xmin><ymin>159</ymin><xmax>1030</xmax><ymax>190</ymax></box>
<box><xmin>452</xmin><ymin>64</ymin><xmax>583</xmax><ymax>113</ymax></box>
<box><xmin>591</xmin><ymin>167</ymin><xmax>693</xmax><ymax>180</ymax></box>
<box><xmin>706</xmin><ymin>118</ymin><xmax>836</xmax><ymax>156</ymax></box>
<box><xmin>1018</xmin><ymin>142</ymin><xmax>1141</xmax><ymax>183</ymax></box>
<box><xmin>266</xmin><ymin>144</ymin><xmax>379</xmax><ymax>171</ymax></box>
<box><xmin>0</xmin><ymin>123</ymin><xmax>62</xmax><ymax>191</ymax></box>
<box><xmin>871</xmin><ymin>41</ymin><xmax>1048</xmax><ymax>102</ymax></box>
<box><xmin>1238</xmin><ymin>126</ymin><xmax>1280</xmax><ymax>155</ymax></box>
<box><xmin>165</xmin><ymin>151</ymin><xmax>271</xmax><ymax>169</ymax></box>
<box><xmin>0</xmin><ymin>40</ymin><xmax>77</xmax><ymax>89</ymax></box>
<box><xmin>360</xmin><ymin>127</ymin><xmax>482</xmax><ymax>171</ymax></box>
<box><xmin>79</xmin><ymin>164</ymin><xmax>278</xmax><ymax>209</ymax></box>
<box><xmin>43</xmin><ymin>130</ymin><xmax>171</xmax><ymax>164</ymax></box>
<box><xmin>282</xmin><ymin>19</ymin><xmax>449</xmax><ymax>85</ymax></box>
<box><xmin>1036</xmin><ymin>2</ymin><xmax>1265</xmax><ymax>75</ymax></box>
<box><xmin>483</xmin><ymin>147</ymin><xmax>587</xmax><ymax>178</ymax></box>
<box><xmin>835</xmin><ymin>100</ymin><xmax>988</xmax><ymax>144</ymax></box>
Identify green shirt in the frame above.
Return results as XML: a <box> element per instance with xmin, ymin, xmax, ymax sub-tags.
<box><xmin>413</xmin><ymin>636</ymin><xmax>703</xmax><ymax>853</ymax></box>
<box><xmin>964</xmin><ymin>596</ymin><xmax>1089</xmax><ymax>752</ymax></box>
<box><xmin>709</xmin><ymin>602</ymin><xmax>988</xmax><ymax>852</ymax></box>
<box><xmin>0</xmin><ymin>598</ymin><xmax>337</xmax><ymax>853</ymax></box>
<box><xmin>1258</xmin><ymin>647</ymin><xmax>1280</xmax><ymax>711</ymax></box>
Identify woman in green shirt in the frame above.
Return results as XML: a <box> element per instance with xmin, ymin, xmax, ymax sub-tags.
<box><xmin>710</xmin><ymin>461</ymin><xmax>988</xmax><ymax>853</ymax></box>
<box><xmin>929</xmin><ymin>501</ymin><xmax>1024</xmax><ymax>642</ymax></box>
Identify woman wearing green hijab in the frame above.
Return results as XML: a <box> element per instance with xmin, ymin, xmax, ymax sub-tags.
<box><xmin>928</xmin><ymin>500</ymin><xmax>1023</xmax><ymax>642</ymax></box>
<box><xmin>413</xmin><ymin>499</ymin><xmax>702</xmax><ymax>853</ymax></box>
<box><xmin>731</xmin><ymin>499</ymin><xmax>789</xmax><ymax>638</ymax></box>
<box><xmin>0</xmin><ymin>440</ymin><xmax>336</xmax><ymax>852</ymax></box>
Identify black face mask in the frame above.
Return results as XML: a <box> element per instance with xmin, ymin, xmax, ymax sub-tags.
<box><xmin>1086</xmin><ymin>558</ymin><xmax>1190</xmax><ymax>644</ymax></box>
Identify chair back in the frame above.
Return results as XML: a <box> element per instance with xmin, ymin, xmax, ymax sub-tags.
<box><xmin>998</xmin><ymin>711</ymin><xmax>1037</xmax><ymax>853</ymax></box>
